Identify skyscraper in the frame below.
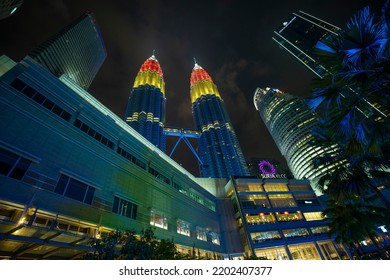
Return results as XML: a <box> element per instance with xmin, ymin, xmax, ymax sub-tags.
<box><xmin>272</xmin><ymin>10</ymin><xmax>340</xmax><ymax>78</ymax></box>
<box><xmin>0</xmin><ymin>0</ymin><xmax>23</xmax><ymax>20</ymax></box>
<box><xmin>124</xmin><ymin>54</ymin><xmax>166</xmax><ymax>151</ymax></box>
<box><xmin>253</xmin><ymin>87</ymin><xmax>341</xmax><ymax>181</ymax></box>
<box><xmin>28</xmin><ymin>13</ymin><xmax>106</xmax><ymax>90</ymax></box>
<box><xmin>191</xmin><ymin>62</ymin><xmax>249</xmax><ymax>178</ymax></box>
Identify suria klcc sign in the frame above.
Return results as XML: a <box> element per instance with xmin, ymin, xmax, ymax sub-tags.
<box><xmin>258</xmin><ymin>160</ymin><xmax>286</xmax><ymax>178</ymax></box>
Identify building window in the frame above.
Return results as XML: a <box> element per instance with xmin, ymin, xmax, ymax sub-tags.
<box><xmin>303</xmin><ymin>211</ymin><xmax>324</xmax><ymax>221</ymax></box>
<box><xmin>317</xmin><ymin>241</ymin><xmax>340</xmax><ymax>260</ymax></box>
<box><xmin>288</xmin><ymin>243</ymin><xmax>321</xmax><ymax>260</ymax></box>
<box><xmin>196</xmin><ymin>227</ymin><xmax>207</xmax><ymax>242</ymax></box>
<box><xmin>282</xmin><ymin>228</ymin><xmax>310</xmax><ymax>239</ymax></box>
<box><xmin>0</xmin><ymin>147</ymin><xmax>32</xmax><ymax>180</ymax></box>
<box><xmin>150</xmin><ymin>211</ymin><xmax>168</xmax><ymax>230</ymax></box>
<box><xmin>236</xmin><ymin>183</ymin><xmax>263</xmax><ymax>192</ymax></box>
<box><xmin>112</xmin><ymin>197</ymin><xmax>137</xmax><ymax>220</ymax></box>
<box><xmin>294</xmin><ymin>193</ymin><xmax>320</xmax><ymax>206</ymax></box>
<box><xmin>74</xmin><ymin>119</ymin><xmax>114</xmax><ymax>149</ymax></box>
<box><xmin>275</xmin><ymin>211</ymin><xmax>303</xmax><ymax>222</ymax></box>
<box><xmin>245</xmin><ymin>213</ymin><xmax>276</xmax><ymax>225</ymax></box>
<box><xmin>263</xmin><ymin>183</ymin><xmax>289</xmax><ymax>192</ymax></box>
<box><xmin>10</xmin><ymin>78</ymin><xmax>71</xmax><ymax>121</ymax></box>
<box><xmin>254</xmin><ymin>246</ymin><xmax>289</xmax><ymax>260</ymax></box>
<box><xmin>148</xmin><ymin>167</ymin><xmax>170</xmax><ymax>185</ymax></box>
<box><xmin>268</xmin><ymin>194</ymin><xmax>297</xmax><ymax>208</ymax></box>
<box><xmin>210</xmin><ymin>232</ymin><xmax>220</xmax><ymax>245</ymax></box>
<box><xmin>251</xmin><ymin>230</ymin><xmax>282</xmax><ymax>244</ymax></box>
<box><xmin>177</xmin><ymin>219</ymin><xmax>190</xmax><ymax>236</ymax></box>
<box><xmin>54</xmin><ymin>174</ymin><xmax>95</xmax><ymax>204</ymax></box>
<box><xmin>288</xmin><ymin>184</ymin><xmax>312</xmax><ymax>192</ymax></box>
<box><xmin>310</xmin><ymin>226</ymin><xmax>330</xmax><ymax>235</ymax></box>
<box><xmin>240</xmin><ymin>194</ymin><xmax>270</xmax><ymax>209</ymax></box>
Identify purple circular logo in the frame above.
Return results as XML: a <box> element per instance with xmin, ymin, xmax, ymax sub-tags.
<box><xmin>258</xmin><ymin>160</ymin><xmax>276</xmax><ymax>176</ymax></box>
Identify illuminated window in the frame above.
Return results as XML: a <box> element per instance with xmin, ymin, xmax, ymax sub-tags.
<box><xmin>196</xmin><ymin>227</ymin><xmax>207</xmax><ymax>241</ymax></box>
<box><xmin>283</xmin><ymin>228</ymin><xmax>310</xmax><ymax>238</ymax></box>
<box><xmin>288</xmin><ymin>243</ymin><xmax>321</xmax><ymax>260</ymax></box>
<box><xmin>240</xmin><ymin>194</ymin><xmax>270</xmax><ymax>209</ymax></box>
<box><xmin>276</xmin><ymin>211</ymin><xmax>303</xmax><ymax>222</ymax></box>
<box><xmin>310</xmin><ymin>226</ymin><xmax>330</xmax><ymax>235</ymax></box>
<box><xmin>318</xmin><ymin>241</ymin><xmax>340</xmax><ymax>260</ymax></box>
<box><xmin>112</xmin><ymin>197</ymin><xmax>137</xmax><ymax>220</ymax></box>
<box><xmin>264</xmin><ymin>183</ymin><xmax>289</xmax><ymax>192</ymax></box>
<box><xmin>210</xmin><ymin>232</ymin><xmax>220</xmax><ymax>245</ymax></box>
<box><xmin>255</xmin><ymin>246</ymin><xmax>289</xmax><ymax>260</ymax></box>
<box><xmin>245</xmin><ymin>213</ymin><xmax>276</xmax><ymax>225</ymax></box>
<box><xmin>177</xmin><ymin>219</ymin><xmax>190</xmax><ymax>236</ymax></box>
<box><xmin>0</xmin><ymin>147</ymin><xmax>32</xmax><ymax>181</ymax></box>
<box><xmin>150</xmin><ymin>211</ymin><xmax>168</xmax><ymax>230</ymax></box>
<box><xmin>251</xmin><ymin>230</ymin><xmax>282</xmax><ymax>243</ymax></box>
<box><xmin>268</xmin><ymin>194</ymin><xmax>297</xmax><ymax>208</ymax></box>
<box><xmin>303</xmin><ymin>212</ymin><xmax>324</xmax><ymax>221</ymax></box>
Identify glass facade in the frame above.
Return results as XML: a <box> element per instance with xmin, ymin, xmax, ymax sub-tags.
<box><xmin>28</xmin><ymin>13</ymin><xmax>106</xmax><ymax>90</ymax></box>
<box><xmin>254</xmin><ymin>87</ymin><xmax>341</xmax><ymax>182</ymax></box>
<box><xmin>272</xmin><ymin>11</ymin><xmax>340</xmax><ymax>78</ymax></box>
<box><xmin>191</xmin><ymin>63</ymin><xmax>249</xmax><ymax>179</ymax></box>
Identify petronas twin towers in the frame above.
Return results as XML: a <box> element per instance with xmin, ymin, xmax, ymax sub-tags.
<box><xmin>124</xmin><ymin>54</ymin><xmax>249</xmax><ymax>179</ymax></box>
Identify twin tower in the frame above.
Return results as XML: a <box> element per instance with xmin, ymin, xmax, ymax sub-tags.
<box><xmin>124</xmin><ymin>54</ymin><xmax>249</xmax><ymax>179</ymax></box>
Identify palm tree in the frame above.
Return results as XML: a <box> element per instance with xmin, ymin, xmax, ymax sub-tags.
<box><xmin>323</xmin><ymin>197</ymin><xmax>389</xmax><ymax>259</ymax></box>
<box><xmin>308</xmin><ymin>1</ymin><xmax>390</xmax><ymax>209</ymax></box>
<box><xmin>307</xmin><ymin>1</ymin><xmax>390</xmax><ymax>259</ymax></box>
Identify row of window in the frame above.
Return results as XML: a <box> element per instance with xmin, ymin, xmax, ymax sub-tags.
<box><xmin>240</xmin><ymin>193</ymin><xmax>319</xmax><ymax>209</ymax></box>
<box><xmin>251</xmin><ymin>227</ymin><xmax>331</xmax><ymax>247</ymax></box>
<box><xmin>74</xmin><ymin>119</ymin><xmax>114</xmax><ymax>149</ymax></box>
<box><xmin>245</xmin><ymin>211</ymin><xmax>324</xmax><ymax>225</ymax></box>
<box><xmin>236</xmin><ymin>182</ymin><xmax>313</xmax><ymax>193</ymax></box>
<box><xmin>150</xmin><ymin>212</ymin><xmax>220</xmax><ymax>245</ymax></box>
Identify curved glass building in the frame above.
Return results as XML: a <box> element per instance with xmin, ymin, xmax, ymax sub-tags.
<box><xmin>254</xmin><ymin>87</ymin><xmax>339</xmax><ymax>180</ymax></box>
<box><xmin>125</xmin><ymin>54</ymin><xmax>166</xmax><ymax>151</ymax></box>
<box><xmin>191</xmin><ymin>63</ymin><xmax>249</xmax><ymax>178</ymax></box>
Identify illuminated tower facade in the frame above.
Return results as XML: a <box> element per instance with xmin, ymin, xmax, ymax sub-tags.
<box><xmin>254</xmin><ymin>87</ymin><xmax>341</xmax><ymax>180</ymax></box>
<box><xmin>272</xmin><ymin>11</ymin><xmax>340</xmax><ymax>78</ymax></box>
<box><xmin>125</xmin><ymin>55</ymin><xmax>166</xmax><ymax>151</ymax></box>
<box><xmin>28</xmin><ymin>13</ymin><xmax>106</xmax><ymax>90</ymax></box>
<box><xmin>191</xmin><ymin>62</ymin><xmax>249</xmax><ymax>178</ymax></box>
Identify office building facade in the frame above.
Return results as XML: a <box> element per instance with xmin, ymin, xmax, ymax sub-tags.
<box><xmin>191</xmin><ymin>62</ymin><xmax>250</xmax><ymax>178</ymax></box>
<box><xmin>272</xmin><ymin>10</ymin><xmax>340</xmax><ymax>78</ymax></box>
<box><xmin>28</xmin><ymin>13</ymin><xmax>106</xmax><ymax>90</ymax></box>
<box><xmin>254</xmin><ymin>87</ymin><xmax>341</xmax><ymax>181</ymax></box>
<box><xmin>227</xmin><ymin>177</ymin><xmax>350</xmax><ymax>260</ymax></box>
<box><xmin>124</xmin><ymin>55</ymin><xmax>166</xmax><ymax>151</ymax></box>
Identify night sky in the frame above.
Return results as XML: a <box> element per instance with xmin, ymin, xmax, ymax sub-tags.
<box><xmin>0</xmin><ymin>0</ymin><xmax>383</xmax><ymax>176</ymax></box>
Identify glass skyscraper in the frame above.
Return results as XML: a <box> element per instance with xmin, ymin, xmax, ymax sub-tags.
<box><xmin>124</xmin><ymin>54</ymin><xmax>166</xmax><ymax>151</ymax></box>
<box><xmin>254</xmin><ymin>87</ymin><xmax>341</xmax><ymax>181</ymax></box>
<box><xmin>28</xmin><ymin>13</ymin><xmax>106</xmax><ymax>90</ymax></box>
<box><xmin>191</xmin><ymin>62</ymin><xmax>249</xmax><ymax>178</ymax></box>
<box><xmin>272</xmin><ymin>10</ymin><xmax>340</xmax><ymax>78</ymax></box>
